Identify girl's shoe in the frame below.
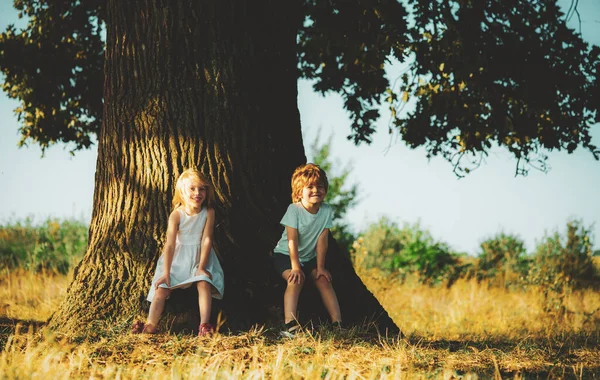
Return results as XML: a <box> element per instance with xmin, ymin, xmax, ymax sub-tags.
<box><xmin>198</xmin><ymin>323</ymin><xmax>216</xmax><ymax>337</ymax></box>
<box><xmin>131</xmin><ymin>321</ymin><xmax>158</xmax><ymax>334</ymax></box>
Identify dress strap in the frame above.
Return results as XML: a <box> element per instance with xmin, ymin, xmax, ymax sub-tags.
<box><xmin>177</xmin><ymin>208</ymin><xmax>186</xmax><ymax>226</ymax></box>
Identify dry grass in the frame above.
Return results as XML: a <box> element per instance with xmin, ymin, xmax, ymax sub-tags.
<box><xmin>0</xmin><ymin>268</ymin><xmax>599</xmax><ymax>379</ymax></box>
<box><xmin>0</xmin><ymin>268</ymin><xmax>70</xmax><ymax>321</ymax></box>
<box><xmin>361</xmin><ymin>271</ymin><xmax>600</xmax><ymax>341</ymax></box>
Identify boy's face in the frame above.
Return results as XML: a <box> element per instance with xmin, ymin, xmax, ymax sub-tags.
<box><xmin>300</xmin><ymin>181</ymin><xmax>326</xmax><ymax>206</ymax></box>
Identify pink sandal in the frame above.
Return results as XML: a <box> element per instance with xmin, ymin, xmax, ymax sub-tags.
<box><xmin>198</xmin><ymin>323</ymin><xmax>216</xmax><ymax>337</ymax></box>
<box><xmin>131</xmin><ymin>320</ymin><xmax>158</xmax><ymax>334</ymax></box>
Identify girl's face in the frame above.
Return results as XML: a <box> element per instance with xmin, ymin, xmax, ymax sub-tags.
<box><xmin>301</xmin><ymin>181</ymin><xmax>326</xmax><ymax>207</ymax></box>
<box><xmin>183</xmin><ymin>179</ymin><xmax>207</xmax><ymax>209</ymax></box>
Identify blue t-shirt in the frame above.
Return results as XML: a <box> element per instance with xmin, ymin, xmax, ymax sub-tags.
<box><xmin>273</xmin><ymin>202</ymin><xmax>334</xmax><ymax>262</ymax></box>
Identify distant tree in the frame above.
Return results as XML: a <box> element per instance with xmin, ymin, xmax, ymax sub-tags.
<box><xmin>0</xmin><ymin>0</ymin><xmax>597</xmax><ymax>334</ymax></box>
<box><xmin>529</xmin><ymin>219</ymin><xmax>597</xmax><ymax>290</ymax></box>
<box><xmin>476</xmin><ymin>232</ymin><xmax>529</xmax><ymax>287</ymax></box>
<box><xmin>528</xmin><ymin>219</ymin><xmax>598</xmax><ymax>316</ymax></box>
<box><xmin>308</xmin><ymin>130</ymin><xmax>359</xmax><ymax>254</ymax></box>
<box><xmin>353</xmin><ymin>217</ymin><xmax>463</xmax><ymax>286</ymax></box>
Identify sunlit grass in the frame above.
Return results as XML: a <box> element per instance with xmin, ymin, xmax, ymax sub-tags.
<box><xmin>0</xmin><ymin>268</ymin><xmax>598</xmax><ymax>378</ymax></box>
<box><xmin>361</xmin><ymin>272</ymin><xmax>600</xmax><ymax>341</ymax></box>
<box><xmin>0</xmin><ymin>268</ymin><xmax>71</xmax><ymax>321</ymax></box>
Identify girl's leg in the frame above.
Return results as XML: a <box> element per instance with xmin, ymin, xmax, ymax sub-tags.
<box><xmin>282</xmin><ymin>269</ymin><xmax>304</xmax><ymax>324</ymax></box>
<box><xmin>312</xmin><ymin>271</ymin><xmax>342</xmax><ymax>323</ymax></box>
<box><xmin>197</xmin><ymin>281</ymin><xmax>212</xmax><ymax>324</ymax></box>
<box><xmin>146</xmin><ymin>287</ymin><xmax>172</xmax><ymax>331</ymax></box>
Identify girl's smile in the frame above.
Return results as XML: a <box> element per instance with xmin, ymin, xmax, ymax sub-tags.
<box><xmin>184</xmin><ymin>180</ymin><xmax>207</xmax><ymax>210</ymax></box>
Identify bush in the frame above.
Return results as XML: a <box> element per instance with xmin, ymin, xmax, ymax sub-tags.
<box><xmin>352</xmin><ymin>217</ymin><xmax>465</xmax><ymax>285</ymax></box>
<box><xmin>529</xmin><ymin>220</ymin><xmax>597</xmax><ymax>289</ymax></box>
<box><xmin>527</xmin><ymin>219</ymin><xmax>598</xmax><ymax>316</ymax></box>
<box><xmin>0</xmin><ymin>217</ymin><xmax>88</xmax><ymax>273</ymax></box>
<box><xmin>477</xmin><ymin>232</ymin><xmax>529</xmax><ymax>287</ymax></box>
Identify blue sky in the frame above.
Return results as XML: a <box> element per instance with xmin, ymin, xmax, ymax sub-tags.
<box><xmin>1</xmin><ymin>1</ymin><xmax>599</xmax><ymax>255</ymax></box>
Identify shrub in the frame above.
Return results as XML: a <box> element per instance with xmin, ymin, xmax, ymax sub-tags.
<box><xmin>529</xmin><ymin>220</ymin><xmax>596</xmax><ymax>289</ymax></box>
<box><xmin>352</xmin><ymin>217</ymin><xmax>465</xmax><ymax>285</ymax></box>
<box><xmin>0</xmin><ymin>217</ymin><xmax>88</xmax><ymax>273</ymax></box>
<box><xmin>527</xmin><ymin>219</ymin><xmax>598</xmax><ymax>316</ymax></box>
<box><xmin>477</xmin><ymin>232</ymin><xmax>529</xmax><ymax>287</ymax></box>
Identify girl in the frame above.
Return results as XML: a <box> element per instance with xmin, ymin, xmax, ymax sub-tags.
<box><xmin>132</xmin><ymin>168</ymin><xmax>225</xmax><ymax>336</ymax></box>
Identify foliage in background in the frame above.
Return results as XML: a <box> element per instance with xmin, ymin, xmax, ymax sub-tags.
<box><xmin>308</xmin><ymin>130</ymin><xmax>359</xmax><ymax>254</ymax></box>
<box><xmin>0</xmin><ymin>217</ymin><xmax>88</xmax><ymax>273</ymax></box>
<box><xmin>476</xmin><ymin>232</ymin><xmax>529</xmax><ymax>287</ymax></box>
<box><xmin>529</xmin><ymin>219</ymin><xmax>597</xmax><ymax>289</ymax></box>
<box><xmin>352</xmin><ymin>217</ymin><xmax>466</xmax><ymax>285</ymax></box>
<box><xmin>527</xmin><ymin>219</ymin><xmax>599</xmax><ymax>316</ymax></box>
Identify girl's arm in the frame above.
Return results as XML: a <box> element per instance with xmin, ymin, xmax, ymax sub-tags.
<box><xmin>286</xmin><ymin>226</ymin><xmax>304</xmax><ymax>284</ymax></box>
<box><xmin>196</xmin><ymin>208</ymin><xmax>215</xmax><ymax>278</ymax></box>
<box><xmin>155</xmin><ymin>210</ymin><xmax>180</xmax><ymax>288</ymax></box>
<box><xmin>315</xmin><ymin>228</ymin><xmax>332</xmax><ymax>282</ymax></box>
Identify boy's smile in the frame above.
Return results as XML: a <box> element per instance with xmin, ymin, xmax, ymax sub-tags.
<box><xmin>300</xmin><ymin>183</ymin><xmax>326</xmax><ymax>212</ymax></box>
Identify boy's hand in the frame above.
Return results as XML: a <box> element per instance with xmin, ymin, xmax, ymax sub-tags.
<box><xmin>287</xmin><ymin>268</ymin><xmax>305</xmax><ymax>284</ymax></box>
<box><xmin>156</xmin><ymin>274</ymin><xmax>171</xmax><ymax>288</ymax></box>
<box><xmin>315</xmin><ymin>268</ymin><xmax>332</xmax><ymax>283</ymax></box>
<box><xmin>195</xmin><ymin>268</ymin><xmax>212</xmax><ymax>279</ymax></box>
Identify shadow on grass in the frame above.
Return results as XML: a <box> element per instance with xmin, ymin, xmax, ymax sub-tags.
<box><xmin>0</xmin><ymin>317</ymin><xmax>46</xmax><ymax>349</ymax></box>
<box><xmin>400</xmin><ymin>333</ymin><xmax>600</xmax><ymax>380</ymax></box>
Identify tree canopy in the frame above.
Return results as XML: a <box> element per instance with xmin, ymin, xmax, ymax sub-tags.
<box><xmin>1</xmin><ymin>0</ymin><xmax>599</xmax><ymax>174</ymax></box>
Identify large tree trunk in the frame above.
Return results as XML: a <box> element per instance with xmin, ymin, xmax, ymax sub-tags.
<box><xmin>49</xmin><ymin>0</ymin><xmax>398</xmax><ymax>336</ymax></box>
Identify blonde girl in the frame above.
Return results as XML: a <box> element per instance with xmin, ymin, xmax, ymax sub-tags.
<box><xmin>132</xmin><ymin>168</ymin><xmax>225</xmax><ymax>336</ymax></box>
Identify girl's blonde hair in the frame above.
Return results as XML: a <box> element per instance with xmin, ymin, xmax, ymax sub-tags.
<box><xmin>172</xmin><ymin>168</ymin><xmax>216</xmax><ymax>210</ymax></box>
<box><xmin>291</xmin><ymin>163</ymin><xmax>329</xmax><ymax>202</ymax></box>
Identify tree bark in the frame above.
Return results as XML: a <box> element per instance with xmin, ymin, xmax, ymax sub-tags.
<box><xmin>49</xmin><ymin>0</ymin><xmax>398</xmax><ymax>336</ymax></box>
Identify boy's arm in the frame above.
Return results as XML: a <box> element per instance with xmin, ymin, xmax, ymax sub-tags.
<box><xmin>315</xmin><ymin>228</ymin><xmax>332</xmax><ymax>282</ymax></box>
<box><xmin>286</xmin><ymin>226</ymin><xmax>304</xmax><ymax>284</ymax></box>
<box><xmin>196</xmin><ymin>208</ymin><xmax>215</xmax><ymax>278</ymax></box>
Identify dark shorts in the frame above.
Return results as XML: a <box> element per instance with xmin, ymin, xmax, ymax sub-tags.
<box><xmin>272</xmin><ymin>252</ymin><xmax>317</xmax><ymax>279</ymax></box>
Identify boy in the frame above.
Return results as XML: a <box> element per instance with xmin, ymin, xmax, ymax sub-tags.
<box><xmin>272</xmin><ymin>163</ymin><xmax>342</xmax><ymax>337</ymax></box>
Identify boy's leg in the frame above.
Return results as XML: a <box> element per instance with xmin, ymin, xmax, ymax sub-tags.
<box><xmin>282</xmin><ymin>269</ymin><xmax>304</xmax><ymax>324</ymax></box>
<box><xmin>146</xmin><ymin>287</ymin><xmax>172</xmax><ymax>331</ymax></box>
<box><xmin>197</xmin><ymin>280</ymin><xmax>212</xmax><ymax>324</ymax></box>
<box><xmin>311</xmin><ymin>269</ymin><xmax>342</xmax><ymax>323</ymax></box>
<box><xmin>272</xmin><ymin>253</ymin><xmax>305</xmax><ymax>324</ymax></box>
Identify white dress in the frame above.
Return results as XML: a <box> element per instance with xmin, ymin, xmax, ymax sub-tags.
<box><xmin>146</xmin><ymin>207</ymin><xmax>225</xmax><ymax>302</ymax></box>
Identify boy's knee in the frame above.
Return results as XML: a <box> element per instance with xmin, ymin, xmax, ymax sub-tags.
<box><xmin>314</xmin><ymin>276</ymin><xmax>332</xmax><ymax>289</ymax></box>
<box><xmin>285</xmin><ymin>279</ymin><xmax>305</xmax><ymax>290</ymax></box>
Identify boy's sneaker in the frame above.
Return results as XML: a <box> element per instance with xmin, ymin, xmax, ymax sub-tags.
<box><xmin>331</xmin><ymin>321</ymin><xmax>344</xmax><ymax>330</ymax></box>
<box><xmin>198</xmin><ymin>323</ymin><xmax>216</xmax><ymax>337</ymax></box>
<box><xmin>279</xmin><ymin>321</ymin><xmax>301</xmax><ymax>338</ymax></box>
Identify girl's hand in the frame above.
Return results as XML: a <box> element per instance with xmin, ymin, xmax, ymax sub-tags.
<box><xmin>196</xmin><ymin>268</ymin><xmax>212</xmax><ymax>279</ymax></box>
<box><xmin>287</xmin><ymin>268</ymin><xmax>305</xmax><ymax>284</ymax></box>
<box><xmin>315</xmin><ymin>268</ymin><xmax>332</xmax><ymax>283</ymax></box>
<box><xmin>156</xmin><ymin>274</ymin><xmax>170</xmax><ymax>288</ymax></box>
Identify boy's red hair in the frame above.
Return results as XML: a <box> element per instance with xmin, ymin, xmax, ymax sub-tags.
<box><xmin>290</xmin><ymin>163</ymin><xmax>329</xmax><ymax>202</ymax></box>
